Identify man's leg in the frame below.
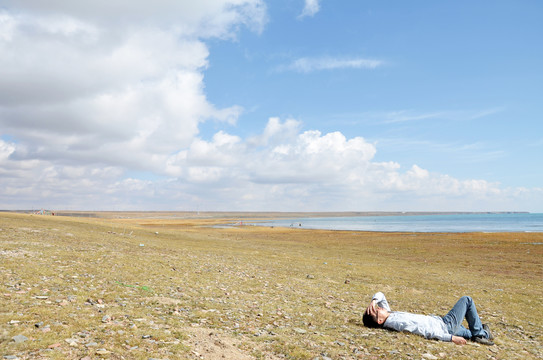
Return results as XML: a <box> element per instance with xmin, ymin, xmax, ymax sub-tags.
<box><xmin>442</xmin><ymin>296</ymin><xmax>488</xmax><ymax>339</ymax></box>
<box><xmin>451</xmin><ymin>323</ymin><xmax>472</xmax><ymax>339</ymax></box>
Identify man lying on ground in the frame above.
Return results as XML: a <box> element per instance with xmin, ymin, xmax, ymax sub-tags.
<box><xmin>363</xmin><ymin>292</ymin><xmax>494</xmax><ymax>345</ymax></box>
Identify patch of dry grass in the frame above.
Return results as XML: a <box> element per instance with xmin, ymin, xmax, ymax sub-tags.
<box><xmin>1</xmin><ymin>212</ymin><xmax>542</xmax><ymax>359</ymax></box>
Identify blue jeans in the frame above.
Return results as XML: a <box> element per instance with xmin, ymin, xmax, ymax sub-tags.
<box><xmin>442</xmin><ymin>296</ymin><xmax>489</xmax><ymax>339</ymax></box>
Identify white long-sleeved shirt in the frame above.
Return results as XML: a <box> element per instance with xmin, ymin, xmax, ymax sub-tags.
<box><xmin>372</xmin><ymin>292</ymin><xmax>452</xmax><ymax>342</ymax></box>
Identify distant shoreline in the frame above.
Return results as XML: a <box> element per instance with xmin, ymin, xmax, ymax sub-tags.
<box><xmin>0</xmin><ymin>210</ymin><xmax>531</xmax><ymax>220</ymax></box>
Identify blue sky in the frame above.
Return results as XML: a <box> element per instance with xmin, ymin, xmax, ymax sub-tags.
<box><xmin>0</xmin><ymin>0</ymin><xmax>542</xmax><ymax>211</ymax></box>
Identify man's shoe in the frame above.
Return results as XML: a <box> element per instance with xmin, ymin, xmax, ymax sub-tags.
<box><xmin>483</xmin><ymin>324</ymin><xmax>494</xmax><ymax>340</ymax></box>
<box><xmin>472</xmin><ymin>336</ymin><xmax>495</xmax><ymax>346</ymax></box>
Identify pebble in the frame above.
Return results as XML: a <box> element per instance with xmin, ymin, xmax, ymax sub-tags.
<box><xmin>85</xmin><ymin>298</ymin><xmax>96</xmax><ymax>305</ymax></box>
<box><xmin>102</xmin><ymin>315</ymin><xmax>111</xmax><ymax>323</ymax></box>
<box><xmin>77</xmin><ymin>331</ymin><xmax>90</xmax><ymax>338</ymax></box>
<box><xmin>64</xmin><ymin>338</ymin><xmax>78</xmax><ymax>344</ymax></box>
<box><xmin>422</xmin><ymin>353</ymin><xmax>438</xmax><ymax>360</ymax></box>
<box><xmin>293</xmin><ymin>328</ymin><xmax>307</xmax><ymax>334</ymax></box>
<box><xmin>11</xmin><ymin>335</ymin><xmax>29</xmax><ymax>343</ymax></box>
<box><xmin>3</xmin><ymin>356</ymin><xmax>20</xmax><ymax>360</ymax></box>
<box><xmin>96</xmin><ymin>348</ymin><xmax>110</xmax><ymax>355</ymax></box>
<box><xmin>35</xmin><ymin>295</ymin><xmax>48</xmax><ymax>299</ymax></box>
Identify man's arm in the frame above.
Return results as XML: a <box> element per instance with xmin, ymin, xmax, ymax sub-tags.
<box><xmin>372</xmin><ymin>292</ymin><xmax>391</xmax><ymax>311</ymax></box>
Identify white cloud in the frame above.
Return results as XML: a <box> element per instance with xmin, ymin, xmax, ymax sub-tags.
<box><xmin>299</xmin><ymin>0</ymin><xmax>320</xmax><ymax>19</ymax></box>
<box><xmin>2</xmin><ymin>1</ymin><xmax>267</xmax><ymax>36</ymax></box>
<box><xmin>248</xmin><ymin>117</ymin><xmax>302</xmax><ymax>146</ymax></box>
<box><xmin>0</xmin><ymin>1</ymin><xmax>267</xmax><ymax>210</ymax></box>
<box><xmin>2</xmin><ymin>117</ymin><xmax>541</xmax><ymax>211</ymax></box>
<box><xmin>0</xmin><ymin>1</ymin><xmax>262</xmax><ymax>173</ymax></box>
<box><xmin>280</xmin><ymin>56</ymin><xmax>383</xmax><ymax>73</ymax></box>
<box><xmin>153</xmin><ymin>118</ymin><xmax>540</xmax><ymax>211</ymax></box>
<box><xmin>0</xmin><ymin>139</ymin><xmax>15</xmax><ymax>161</ymax></box>
<box><xmin>362</xmin><ymin>107</ymin><xmax>506</xmax><ymax>125</ymax></box>
<box><xmin>378</xmin><ymin>110</ymin><xmax>445</xmax><ymax>124</ymax></box>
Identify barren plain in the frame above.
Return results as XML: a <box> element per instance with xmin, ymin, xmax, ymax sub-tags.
<box><xmin>1</xmin><ymin>212</ymin><xmax>542</xmax><ymax>359</ymax></box>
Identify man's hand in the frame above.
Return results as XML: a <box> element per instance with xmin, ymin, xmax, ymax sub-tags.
<box><xmin>452</xmin><ymin>336</ymin><xmax>467</xmax><ymax>345</ymax></box>
<box><xmin>365</xmin><ymin>299</ymin><xmax>377</xmax><ymax>316</ymax></box>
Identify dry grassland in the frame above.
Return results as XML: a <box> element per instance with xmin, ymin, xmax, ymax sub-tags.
<box><xmin>1</xmin><ymin>212</ymin><xmax>542</xmax><ymax>359</ymax></box>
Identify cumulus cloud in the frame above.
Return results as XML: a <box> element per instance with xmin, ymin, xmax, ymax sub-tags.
<box><xmin>0</xmin><ymin>0</ymin><xmax>266</xmax><ymax>210</ymax></box>
<box><xmin>299</xmin><ymin>0</ymin><xmax>321</xmax><ymax>19</ymax></box>
<box><xmin>165</xmin><ymin>118</ymin><xmax>379</xmax><ymax>187</ymax></box>
<box><xmin>0</xmin><ymin>1</ymin><xmax>262</xmax><ymax>172</ymax></box>
<box><xmin>279</xmin><ymin>56</ymin><xmax>383</xmax><ymax>73</ymax></box>
<box><xmin>2</xmin><ymin>115</ymin><xmax>542</xmax><ymax>210</ymax></box>
<box><xmin>154</xmin><ymin>118</ymin><xmax>536</xmax><ymax>211</ymax></box>
<box><xmin>1</xmin><ymin>1</ymin><xmax>267</xmax><ymax>36</ymax></box>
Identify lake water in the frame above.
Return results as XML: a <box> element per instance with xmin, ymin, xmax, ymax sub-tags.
<box><xmin>251</xmin><ymin>213</ymin><xmax>543</xmax><ymax>233</ymax></box>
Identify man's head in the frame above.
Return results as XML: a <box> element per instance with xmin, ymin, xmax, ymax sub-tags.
<box><xmin>363</xmin><ymin>303</ymin><xmax>389</xmax><ymax>328</ymax></box>
<box><xmin>362</xmin><ymin>311</ymin><xmax>381</xmax><ymax>328</ymax></box>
